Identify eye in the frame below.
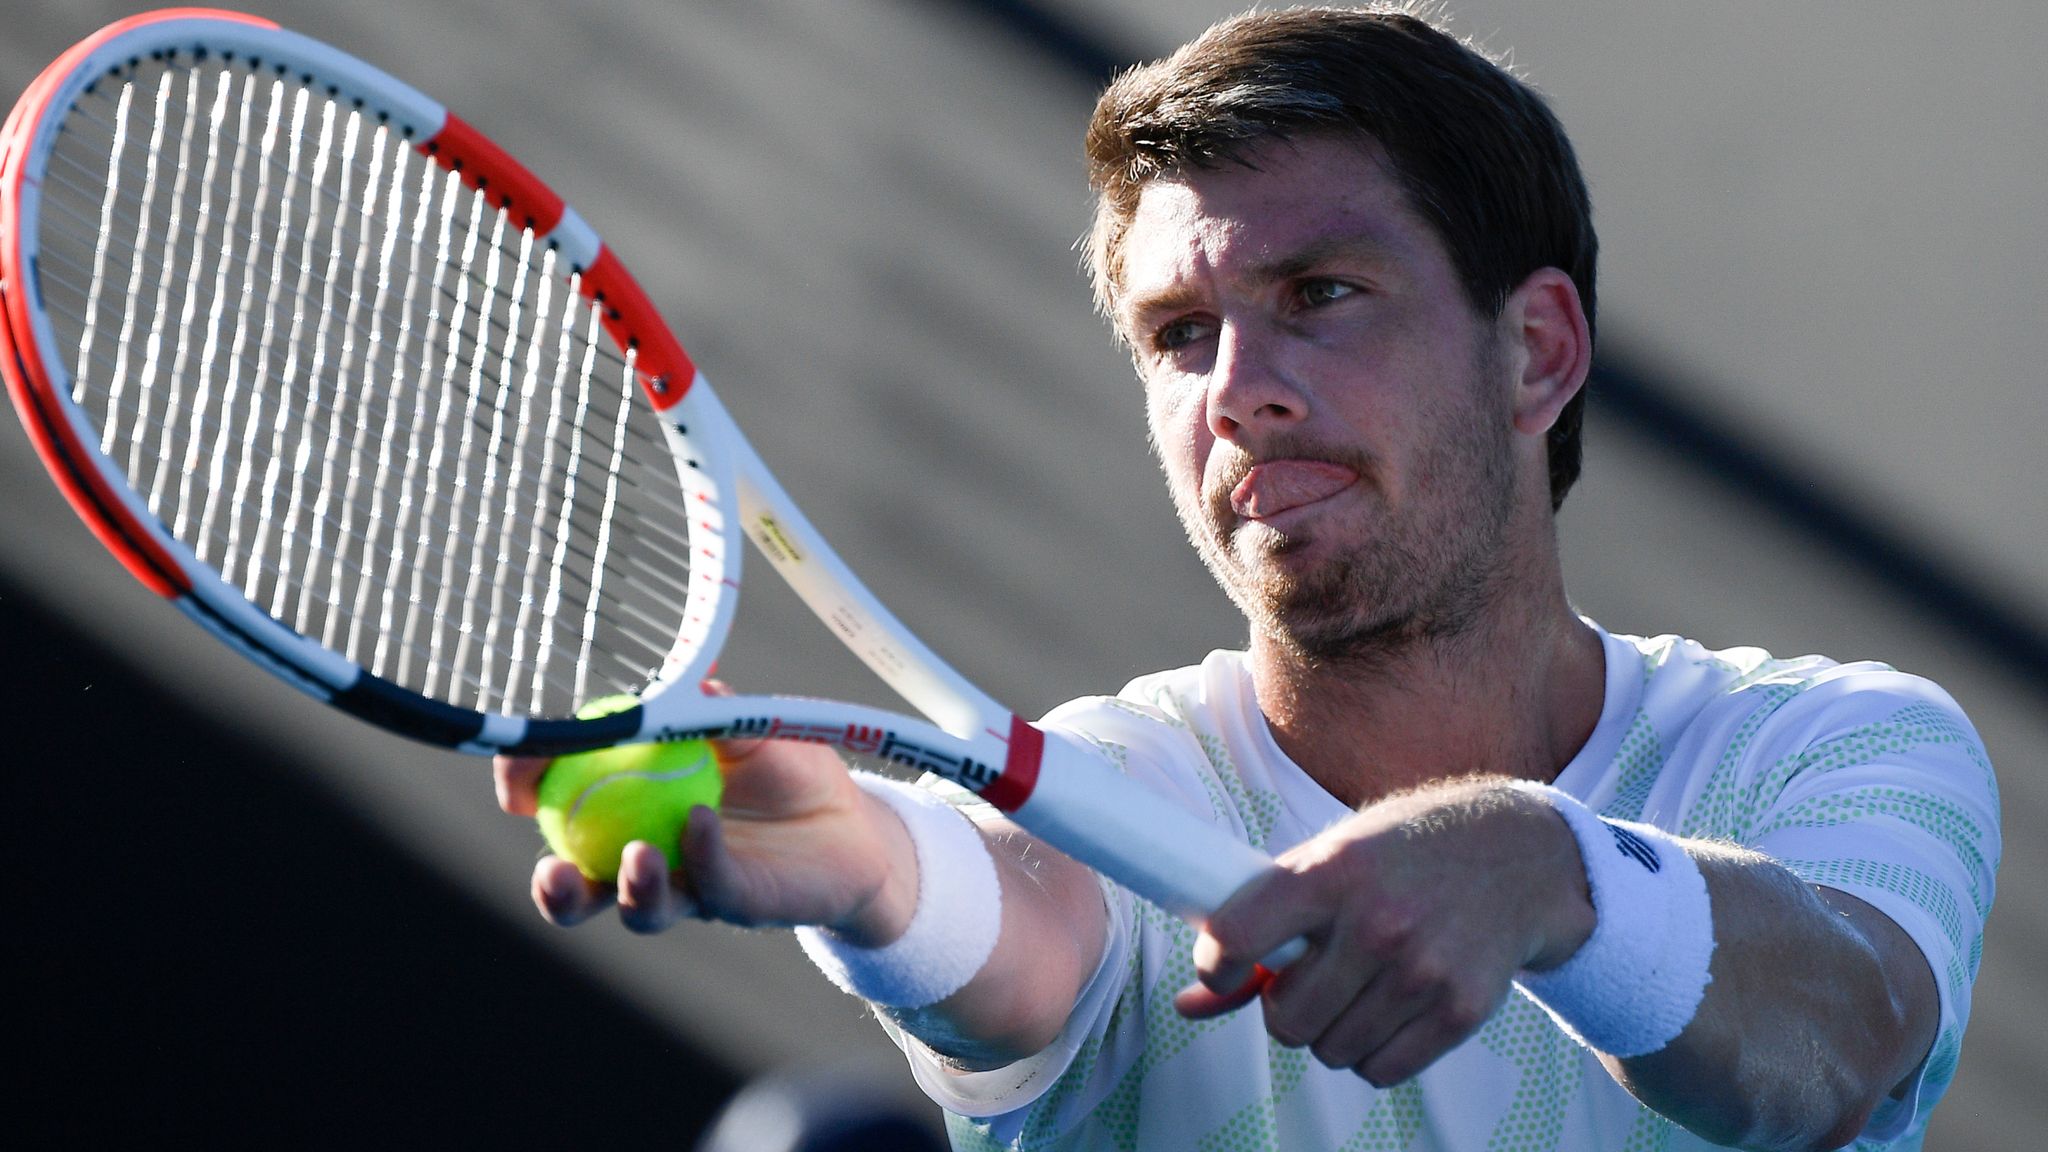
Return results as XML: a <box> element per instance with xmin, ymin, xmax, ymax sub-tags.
<box><xmin>1296</xmin><ymin>278</ymin><xmax>1357</xmax><ymax>308</ymax></box>
<box><xmin>1151</xmin><ymin>316</ymin><xmax>1213</xmax><ymax>353</ymax></box>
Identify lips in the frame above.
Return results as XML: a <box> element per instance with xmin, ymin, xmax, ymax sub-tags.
<box><xmin>1229</xmin><ymin>460</ymin><xmax>1359</xmax><ymax>520</ymax></box>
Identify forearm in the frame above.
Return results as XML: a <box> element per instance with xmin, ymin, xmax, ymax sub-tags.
<box><xmin>1608</xmin><ymin>847</ymin><xmax>1935</xmax><ymax>1151</ymax></box>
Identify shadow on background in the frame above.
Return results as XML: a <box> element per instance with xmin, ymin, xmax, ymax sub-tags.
<box><xmin>3</xmin><ymin>572</ymin><xmax>740</xmax><ymax>1146</ymax></box>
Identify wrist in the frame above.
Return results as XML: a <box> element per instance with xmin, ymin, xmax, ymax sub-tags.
<box><xmin>1514</xmin><ymin>788</ymin><xmax>1598</xmax><ymax>971</ymax></box>
<box><xmin>833</xmin><ymin>784</ymin><xmax>925</xmax><ymax>946</ymax></box>
<box><xmin>1505</xmin><ymin>781</ymin><xmax>1716</xmax><ymax>1058</ymax></box>
<box><xmin>797</xmin><ymin>773</ymin><xmax>1004</xmax><ymax>1009</ymax></box>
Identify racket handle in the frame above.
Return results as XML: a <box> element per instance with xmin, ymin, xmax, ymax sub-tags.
<box><xmin>1262</xmin><ymin>937</ymin><xmax>1310</xmax><ymax>970</ymax></box>
<box><xmin>1011</xmin><ymin>729</ymin><xmax>1307</xmax><ymax>975</ymax></box>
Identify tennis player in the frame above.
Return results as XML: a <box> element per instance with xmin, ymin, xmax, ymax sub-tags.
<box><xmin>496</xmin><ymin>7</ymin><xmax>1998</xmax><ymax>1150</ymax></box>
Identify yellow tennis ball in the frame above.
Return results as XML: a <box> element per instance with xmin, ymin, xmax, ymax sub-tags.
<box><xmin>535</xmin><ymin>695</ymin><xmax>723</xmax><ymax>883</ymax></box>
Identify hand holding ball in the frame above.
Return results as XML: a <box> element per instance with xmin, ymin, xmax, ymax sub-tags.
<box><xmin>536</xmin><ymin>696</ymin><xmax>724</xmax><ymax>882</ymax></box>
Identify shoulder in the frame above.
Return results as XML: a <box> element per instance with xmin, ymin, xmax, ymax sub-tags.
<box><xmin>1599</xmin><ymin>629</ymin><xmax>1997</xmax><ymax>849</ymax></box>
<box><xmin>1615</xmin><ymin>630</ymin><xmax>1983</xmax><ymax>765</ymax></box>
<box><xmin>1603</xmin><ymin>634</ymin><xmax>2001</xmax><ymax>1144</ymax></box>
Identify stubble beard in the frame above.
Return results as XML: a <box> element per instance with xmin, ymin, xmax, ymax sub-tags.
<box><xmin>1176</xmin><ymin>368</ymin><xmax>1520</xmax><ymax>668</ymax></box>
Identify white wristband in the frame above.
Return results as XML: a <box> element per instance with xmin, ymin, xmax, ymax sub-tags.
<box><xmin>795</xmin><ymin>773</ymin><xmax>1002</xmax><ymax>1009</ymax></box>
<box><xmin>1508</xmin><ymin>782</ymin><xmax>1715</xmax><ymax>1057</ymax></box>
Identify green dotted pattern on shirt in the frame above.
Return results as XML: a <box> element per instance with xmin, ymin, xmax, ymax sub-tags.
<box><xmin>1163</xmin><ymin>688</ymin><xmax>1286</xmax><ymax>850</ymax></box>
<box><xmin>1194</xmin><ymin>1039</ymin><xmax>1310</xmax><ymax>1152</ymax></box>
<box><xmin>1675</xmin><ymin>653</ymin><xmax>1875</xmax><ymax>842</ymax></box>
<box><xmin>1636</xmin><ymin>635</ymin><xmax>1683</xmax><ymax>679</ymax></box>
<box><xmin>1678</xmin><ymin>686</ymin><xmax>1808</xmax><ymax>841</ymax></box>
<box><xmin>946</xmin><ymin>1112</ymin><xmax>1011</xmax><ymax>1152</ymax></box>
<box><xmin>1476</xmin><ymin>994</ymin><xmax>1585</xmax><ymax>1150</ymax></box>
<box><xmin>943</xmin><ymin>888</ymin><xmax>1184</xmax><ymax>1152</ymax></box>
<box><xmin>1676</xmin><ymin>691</ymin><xmax>1990</xmax><ymax>1151</ymax></box>
<box><xmin>1602</xmin><ymin>709</ymin><xmax>1666</xmax><ymax>823</ymax></box>
<box><xmin>993</xmin><ymin>689</ymin><xmax>1303</xmax><ymax>1151</ymax></box>
<box><xmin>1621</xmin><ymin>1106</ymin><xmax>1674</xmax><ymax>1152</ymax></box>
<box><xmin>1698</xmin><ymin>700</ymin><xmax>1992</xmax><ymax>979</ymax></box>
<box><xmin>1017</xmin><ymin>899</ymin><xmax>1244</xmax><ymax>1151</ymax></box>
<box><xmin>1020</xmin><ymin>883</ymin><xmax>1152</xmax><ymax>1150</ymax></box>
<box><xmin>1337</xmin><ymin>1081</ymin><xmax>1426</xmax><ymax>1152</ymax></box>
<box><xmin>964</xmin><ymin>649</ymin><xmax>1988</xmax><ymax>1151</ymax></box>
<box><xmin>1760</xmin><ymin>781</ymin><xmax>1993</xmax><ymax>927</ymax></box>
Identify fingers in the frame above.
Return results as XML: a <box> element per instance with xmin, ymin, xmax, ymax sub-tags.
<box><xmin>1191</xmin><ymin>866</ymin><xmax>1326</xmax><ymax>998</ymax></box>
<box><xmin>1221</xmin><ymin>937</ymin><xmax>1507</xmax><ymax>1086</ymax></box>
<box><xmin>1293</xmin><ymin>970</ymin><xmax>1440</xmax><ymax>1078</ymax></box>
<box><xmin>532</xmin><ymin>843</ymin><xmax>699</xmax><ymax>934</ymax></box>
<box><xmin>698</xmin><ymin>678</ymin><xmax>768</xmax><ymax>764</ymax></box>
<box><xmin>1172</xmin><ymin>964</ymin><xmax>1271</xmax><ymax>1019</ymax></box>
<box><xmin>1182</xmin><ymin>852</ymin><xmax>1505</xmax><ymax>1086</ymax></box>
<box><xmin>494</xmin><ymin>755</ymin><xmax>549</xmax><ymax>816</ymax></box>
<box><xmin>677</xmin><ymin>803</ymin><xmax>757</xmax><ymax>925</ymax></box>
<box><xmin>617</xmin><ymin>840</ymin><xmax>696</xmax><ymax>934</ymax></box>
<box><xmin>1347</xmin><ymin>987</ymin><xmax>1495</xmax><ymax>1086</ymax></box>
<box><xmin>531</xmin><ymin>856</ymin><xmax>614</xmax><ymax>926</ymax></box>
<box><xmin>513</xmin><ymin>678</ymin><xmax>869</xmax><ymax>937</ymax></box>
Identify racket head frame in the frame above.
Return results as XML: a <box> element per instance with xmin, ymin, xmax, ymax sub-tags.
<box><xmin>0</xmin><ymin>8</ymin><xmax>744</xmax><ymax>754</ymax></box>
<box><xmin>0</xmin><ymin>7</ymin><xmax>1310</xmax><ymax>954</ymax></box>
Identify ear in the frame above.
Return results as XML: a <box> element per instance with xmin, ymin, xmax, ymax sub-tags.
<box><xmin>1501</xmin><ymin>268</ymin><xmax>1592</xmax><ymax>438</ymax></box>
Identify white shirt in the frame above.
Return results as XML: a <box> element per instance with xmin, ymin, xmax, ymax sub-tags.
<box><xmin>898</xmin><ymin>625</ymin><xmax>1999</xmax><ymax>1152</ymax></box>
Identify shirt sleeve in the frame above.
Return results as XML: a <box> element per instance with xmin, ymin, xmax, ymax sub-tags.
<box><xmin>888</xmin><ymin>866</ymin><xmax>1134</xmax><ymax>1127</ymax></box>
<box><xmin>1725</xmin><ymin>664</ymin><xmax>2001</xmax><ymax>1144</ymax></box>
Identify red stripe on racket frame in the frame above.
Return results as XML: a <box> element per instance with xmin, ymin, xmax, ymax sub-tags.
<box><xmin>578</xmin><ymin>246</ymin><xmax>696</xmax><ymax>411</ymax></box>
<box><xmin>418</xmin><ymin>114</ymin><xmax>566</xmax><ymax>236</ymax></box>
<box><xmin>980</xmin><ymin>714</ymin><xmax>1044</xmax><ymax>812</ymax></box>
<box><xmin>0</xmin><ymin>16</ymin><xmax>241</xmax><ymax>599</ymax></box>
<box><xmin>413</xmin><ymin>118</ymin><xmax>693</xmax><ymax>413</ymax></box>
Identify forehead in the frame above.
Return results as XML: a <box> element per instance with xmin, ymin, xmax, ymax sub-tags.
<box><xmin>1116</xmin><ymin>135</ymin><xmax>1447</xmax><ymax>307</ymax></box>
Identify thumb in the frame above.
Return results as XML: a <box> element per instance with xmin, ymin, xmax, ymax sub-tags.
<box><xmin>1174</xmin><ymin>930</ymin><xmax>1278</xmax><ymax>1018</ymax></box>
<box><xmin>1196</xmin><ymin>863</ymin><xmax>1320</xmax><ymax>985</ymax></box>
<box><xmin>677</xmin><ymin>803</ymin><xmax>755</xmax><ymax>924</ymax></box>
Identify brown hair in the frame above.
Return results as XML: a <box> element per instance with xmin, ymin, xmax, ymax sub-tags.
<box><xmin>1085</xmin><ymin>4</ymin><xmax>1596</xmax><ymax>510</ymax></box>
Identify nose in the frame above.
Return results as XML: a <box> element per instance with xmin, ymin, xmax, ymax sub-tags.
<box><xmin>1206</xmin><ymin>320</ymin><xmax>1308</xmax><ymax>442</ymax></box>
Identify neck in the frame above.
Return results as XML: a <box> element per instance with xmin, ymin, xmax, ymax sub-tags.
<box><xmin>1248</xmin><ymin>556</ymin><xmax>1604</xmax><ymax>811</ymax></box>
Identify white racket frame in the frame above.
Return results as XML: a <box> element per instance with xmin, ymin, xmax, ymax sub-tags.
<box><xmin>0</xmin><ymin>9</ymin><xmax>1308</xmax><ymax>939</ymax></box>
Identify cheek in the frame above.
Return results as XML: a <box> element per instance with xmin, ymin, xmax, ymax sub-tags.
<box><xmin>1145</xmin><ymin>383</ymin><xmax>1207</xmax><ymax>489</ymax></box>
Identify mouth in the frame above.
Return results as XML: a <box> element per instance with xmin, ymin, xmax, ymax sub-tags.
<box><xmin>1228</xmin><ymin>460</ymin><xmax>1360</xmax><ymax>523</ymax></box>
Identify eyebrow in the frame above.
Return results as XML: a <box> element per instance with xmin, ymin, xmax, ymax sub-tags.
<box><xmin>1117</xmin><ymin>228</ymin><xmax>1408</xmax><ymax>329</ymax></box>
<box><xmin>1248</xmin><ymin>230</ymin><xmax>1406</xmax><ymax>286</ymax></box>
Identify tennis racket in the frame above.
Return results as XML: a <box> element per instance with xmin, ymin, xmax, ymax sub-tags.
<box><xmin>0</xmin><ymin>8</ymin><xmax>1303</xmax><ymax>959</ymax></box>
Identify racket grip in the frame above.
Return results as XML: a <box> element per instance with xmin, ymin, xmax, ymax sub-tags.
<box><xmin>1262</xmin><ymin>937</ymin><xmax>1310</xmax><ymax>971</ymax></box>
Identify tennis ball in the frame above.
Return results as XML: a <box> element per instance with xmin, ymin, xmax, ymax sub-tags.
<box><xmin>535</xmin><ymin>695</ymin><xmax>723</xmax><ymax>883</ymax></box>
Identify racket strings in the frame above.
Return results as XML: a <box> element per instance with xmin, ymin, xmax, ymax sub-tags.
<box><xmin>41</xmin><ymin>223</ymin><xmax>702</xmax><ymax>580</ymax></box>
<box><xmin>40</xmin><ymin>54</ymin><xmax>707</xmax><ymax>718</ymax></box>
<box><xmin>40</xmin><ymin>250</ymin><xmax>699</xmax><ymax>562</ymax></box>
<box><xmin>32</xmin><ymin>145</ymin><xmax>653</xmax><ymax>479</ymax></box>
<box><xmin>48</xmin><ymin>77</ymin><xmax>579</xmax><ymax>355</ymax></box>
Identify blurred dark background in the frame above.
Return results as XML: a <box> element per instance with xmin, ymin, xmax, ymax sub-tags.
<box><xmin>4</xmin><ymin>572</ymin><xmax>741</xmax><ymax>1144</ymax></box>
<box><xmin>4</xmin><ymin>1</ymin><xmax>2040</xmax><ymax>1147</ymax></box>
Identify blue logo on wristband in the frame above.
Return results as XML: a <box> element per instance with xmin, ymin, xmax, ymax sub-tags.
<box><xmin>1606</xmin><ymin>822</ymin><xmax>1662</xmax><ymax>873</ymax></box>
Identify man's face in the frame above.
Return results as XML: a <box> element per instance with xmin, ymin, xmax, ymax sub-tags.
<box><xmin>1114</xmin><ymin>135</ymin><xmax>1521</xmax><ymax>659</ymax></box>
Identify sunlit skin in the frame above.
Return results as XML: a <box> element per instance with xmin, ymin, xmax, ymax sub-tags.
<box><xmin>1121</xmin><ymin>141</ymin><xmax>1520</xmax><ymax>670</ymax></box>
<box><xmin>491</xmin><ymin>132</ymin><xmax>1942</xmax><ymax>1152</ymax></box>
<box><xmin>1113</xmin><ymin>134</ymin><xmax>1601</xmax><ymax>810</ymax></box>
<box><xmin>1108</xmin><ymin>136</ymin><xmax>1935</xmax><ymax>1147</ymax></box>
